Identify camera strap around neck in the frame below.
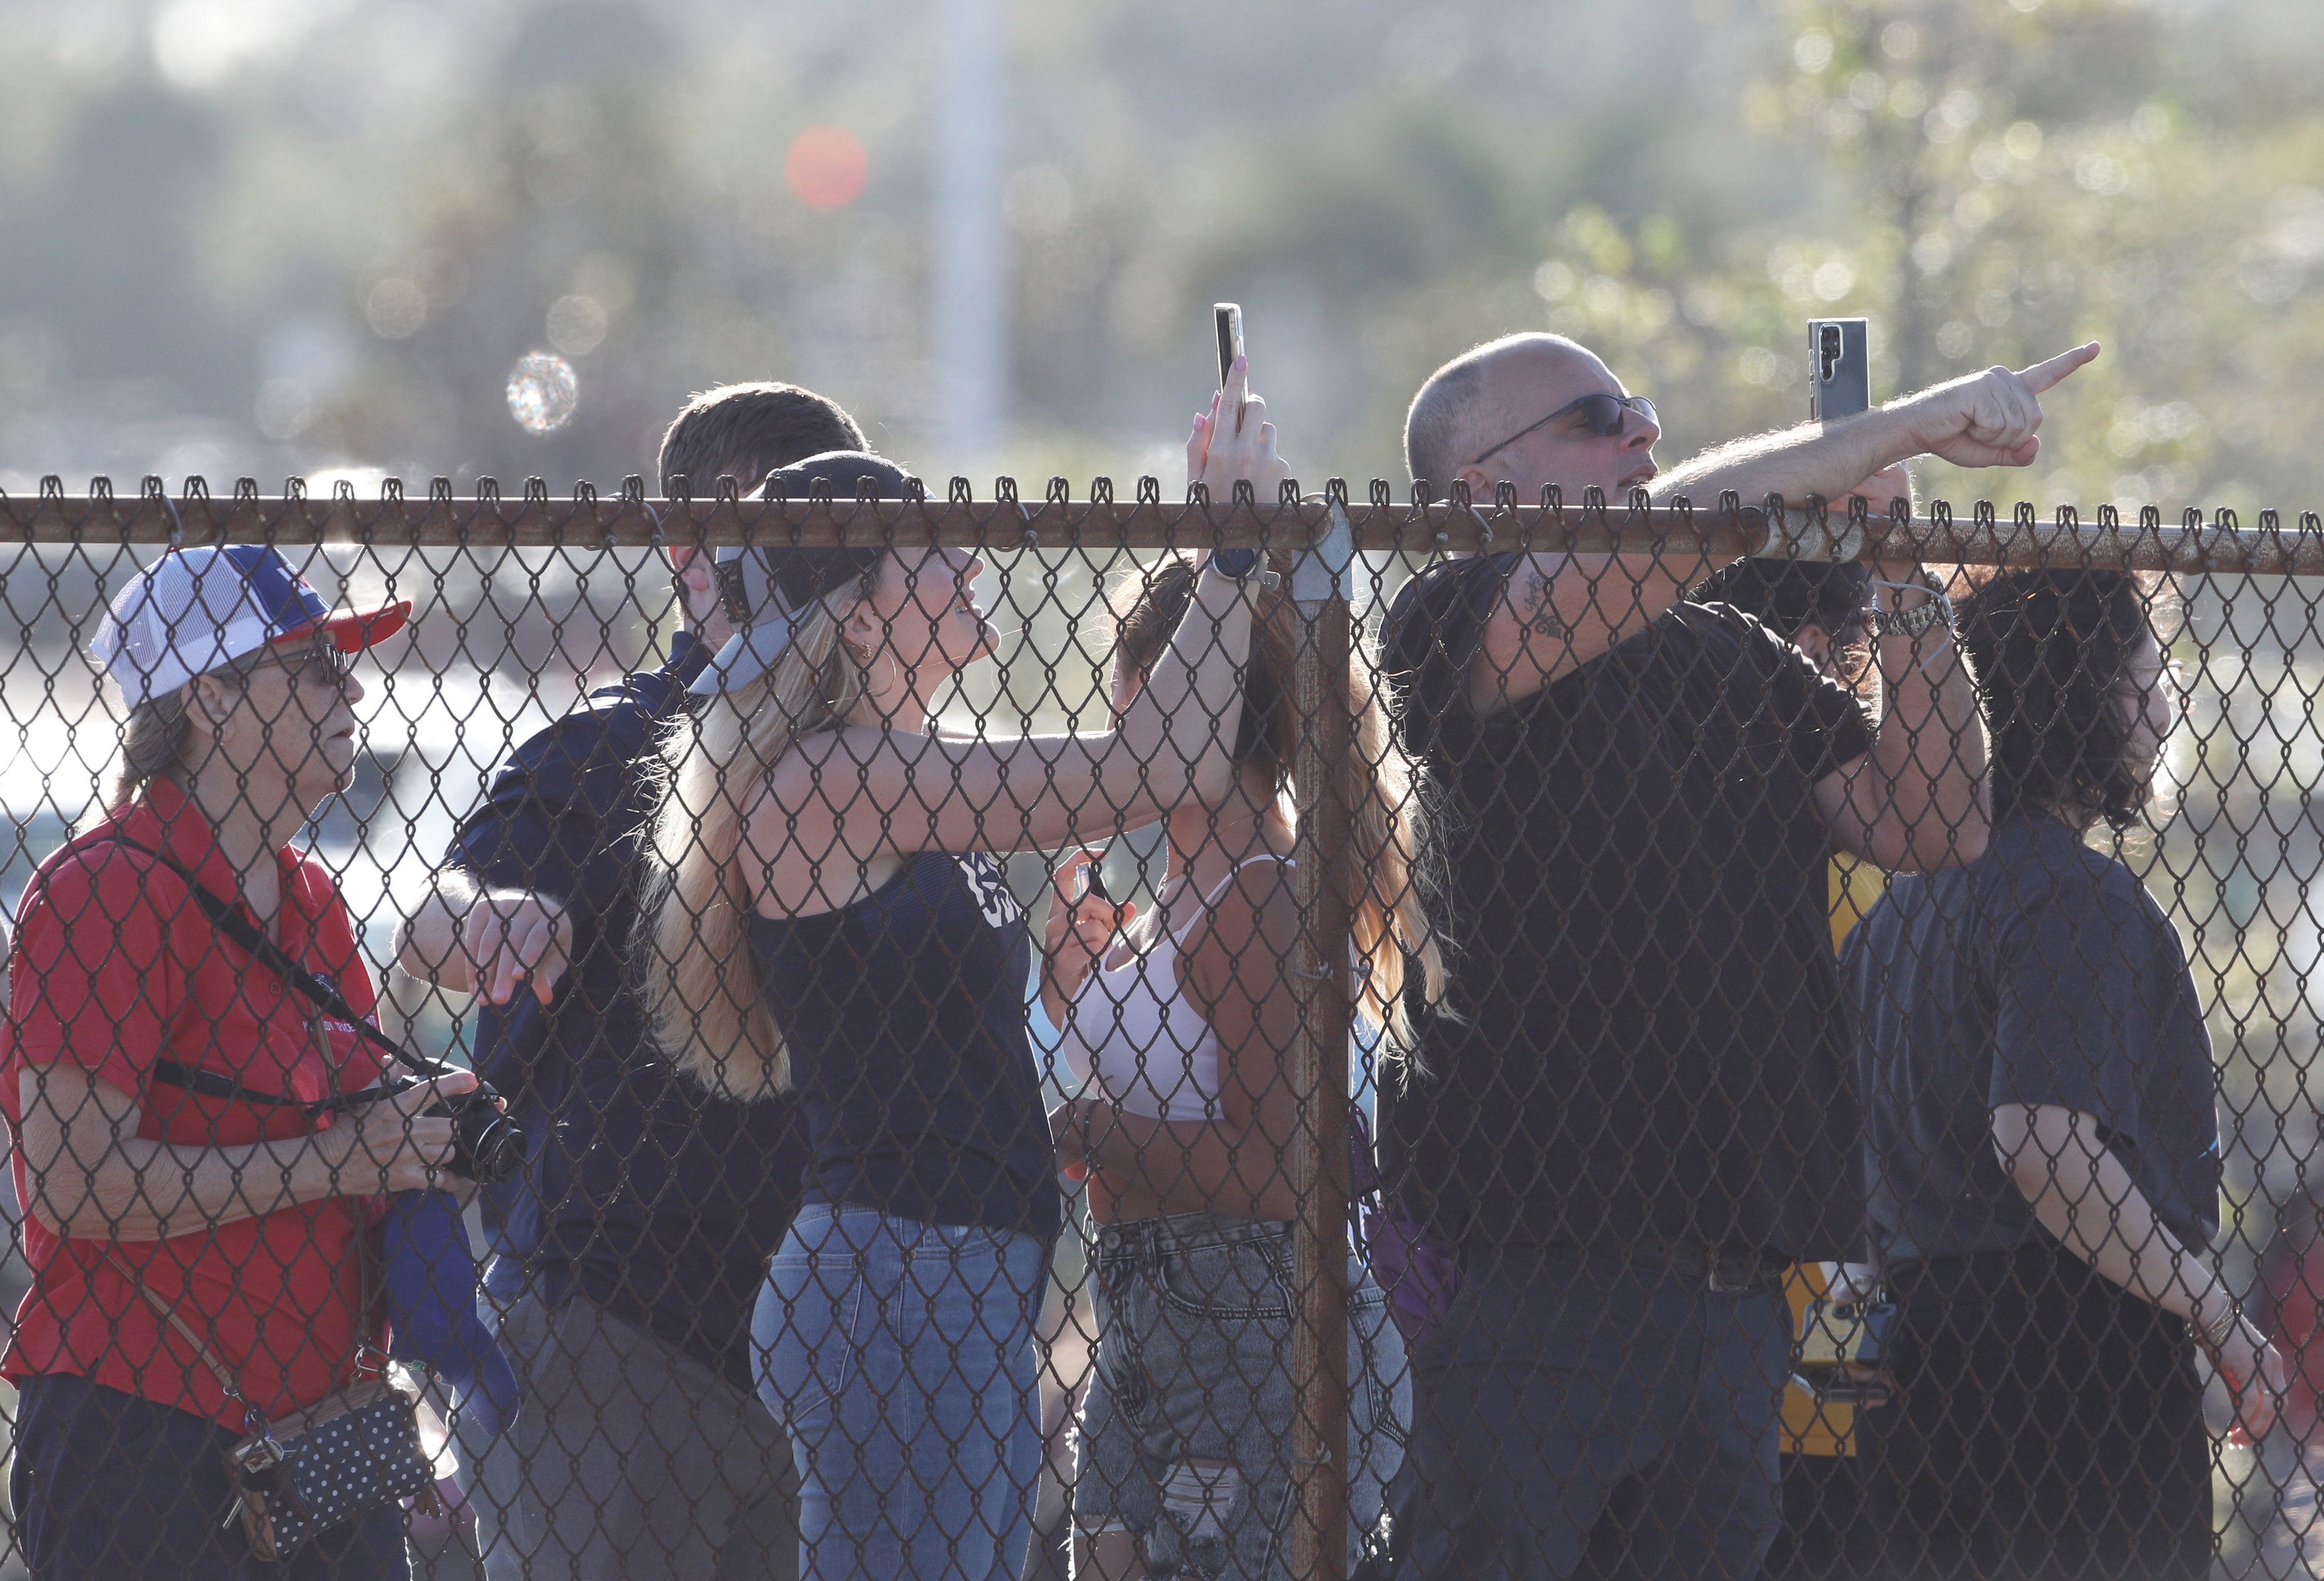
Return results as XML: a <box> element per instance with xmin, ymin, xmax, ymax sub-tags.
<box><xmin>89</xmin><ymin>833</ymin><xmax>446</xmax><ymax>1105</ymax></box>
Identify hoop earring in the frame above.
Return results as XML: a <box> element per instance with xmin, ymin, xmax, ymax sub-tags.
<box><xmin>850</xmin><ymin>645</ymin><xmax>900</xmax><ymax>702</ymax></box>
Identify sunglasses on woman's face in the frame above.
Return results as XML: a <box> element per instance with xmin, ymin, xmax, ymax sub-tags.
<box><xmin>244</xmin><ymin>641</ymin><xmax>356</xmax><ymax>691</ymax></box>
<box><xmin>1469</xmin><ymin>392</ymin><xmax>1659</xmax><ymax>468</ymax></box>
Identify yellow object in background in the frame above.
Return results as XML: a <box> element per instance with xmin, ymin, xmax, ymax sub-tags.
<box><xmin>1780</xmin><ymin>853</ymin><xmax>1891</xmax><ymax>1458</ymax></box>
<box><xmin>1828</xmin><ymin>852</ymin><xmax>1887</xmax><ymax>957</ymax></box>
<box><xmin>1781</xmin><ymin>1261</ymin><xmax>1856</xmax><ymax>1456</ymax></box>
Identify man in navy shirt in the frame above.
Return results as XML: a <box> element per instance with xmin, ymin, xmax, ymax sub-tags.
<box><xmin>396</xmin><ymin>383</ymin><xmax>864</xmax><ymax>1581</ymax></box>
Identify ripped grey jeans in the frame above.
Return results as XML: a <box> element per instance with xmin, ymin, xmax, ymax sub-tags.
<box><xmin>1073</xmin><ymin>1211</ymin><xmax>1408</xmax><ymax>1580</ymax></box>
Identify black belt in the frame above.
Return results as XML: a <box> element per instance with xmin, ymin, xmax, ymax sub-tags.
<box><xmin>1632</xmin><ymin>1242</ymin><xmax>1790</xmax><ymax>1292</ymax></box>
<box><xmin>1493</xmin><ymin>1241</ymin><xmax>1791</xmax><ymax>1292</ymax></box>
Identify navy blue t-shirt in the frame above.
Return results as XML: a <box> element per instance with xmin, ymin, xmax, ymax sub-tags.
<box><xmin>450</xmin><ymin>632</ymin><xmax>808</xmax><ymax>1390</ymax></box>
<box><xmin>1843</xmin><ymin>811</ymin><xmax>2221</xmax><ymax>1264</ymax></box>
<box><xmin>748</xmin><ymin>850</ymin><xmax>1062</xmax><ymax>1243</ymax></box>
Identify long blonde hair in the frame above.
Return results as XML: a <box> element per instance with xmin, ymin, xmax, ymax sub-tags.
<box><xmin>642</xmin><ymin>583</ymin><xmax>873</xmax><ymax>1099</ymax></box>
<box><xmin>1112</xmin><ymin>555</ymin><xmax>1448</xmax><ymax>1057</ymax></box>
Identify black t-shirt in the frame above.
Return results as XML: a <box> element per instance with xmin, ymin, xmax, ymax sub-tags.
<box><xmin>1843</xmin><ymin>811</ymin><xmax>2221</xmax><ymax>1264</ymax></box>
<box><xmin>1381</xmin><ymin>585</ymin><xmax>1874</xmax><ymax>1260</ymax></box>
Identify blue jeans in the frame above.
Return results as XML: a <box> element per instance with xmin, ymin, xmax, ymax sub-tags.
<box><xmin>1384</xmin><ymin>1246</ymin><xmax>1791</xmax><ymax>1580</ymax></box>
<box><xmin>755</xmin><ymin>1204</ymin><xmax>1047</xmax><ymax>1581</ymax></box>
<box><xmin>10</xmin><ymin>1374</ymin><xmax>411</xmax><ymax>1580</ymax></box>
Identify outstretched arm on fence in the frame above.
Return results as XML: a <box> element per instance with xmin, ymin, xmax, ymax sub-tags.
<box><xmin>745</xmin><ymin>391</ymin><xmax>1272</xmax><ymax>907</ymax></box>
<box><xmin>749</xmin><ymin>562</ymin><xmax>1256</xmax><ymax>893</ymax></box>
<box><xmin>1994</xmin><ymin>1101</ymin><xmax>2284</xmax><ymax>1436</ymax></box>
<box><xmin>1652</xmin><ymin>342</ymin><xmax>2102</xmax><ymax>505</ymax></box>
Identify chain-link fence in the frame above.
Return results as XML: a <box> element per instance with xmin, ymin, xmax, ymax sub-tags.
<box><xmin>1</xmin><ymin>478</ymin><xmax>2321</xmax><ymax>1579</ymax></box>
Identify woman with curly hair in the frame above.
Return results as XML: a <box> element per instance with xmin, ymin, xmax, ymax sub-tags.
<box><xmin>1844</xmin><ymin>567</ymin><xmax>2284</xmax><ymax>1580</ymax></box>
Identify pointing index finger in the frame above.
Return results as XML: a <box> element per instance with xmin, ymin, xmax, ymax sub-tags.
<box><xmin>2017</xmin><ymin>341</ymin><xmax>2101</xmax><ymax>394</ymax></box>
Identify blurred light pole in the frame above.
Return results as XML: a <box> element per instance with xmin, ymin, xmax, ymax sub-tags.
<box><xmin>932</xmin><ymin>0</ymin><xmax>1006</xmax><ymax>473</ymax></box>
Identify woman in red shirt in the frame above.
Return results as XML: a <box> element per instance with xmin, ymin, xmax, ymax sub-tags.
<box><xmin>3</xmin><ymin>546</ymin><xmax>476</xmax><ymax>1579</ymax></box>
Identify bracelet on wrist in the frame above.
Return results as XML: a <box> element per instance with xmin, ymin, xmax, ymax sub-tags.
<box><xmin>1871</xmin><ymin>600</ymin><xmax>1952</xmax><ymax>639</ymax></box>
<box><xmin>1868</xmin><ymin>573</ymin><xmax>1954</xmax><ymax>639</ymax></box>
<box><xmin>2194</xmin><ymin>1292</ymin><xmax>2244</xmax><ymax>1351</ymax></box>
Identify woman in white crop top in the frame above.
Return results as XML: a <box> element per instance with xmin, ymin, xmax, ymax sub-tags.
<box><xmin>1043</xmin><ymin>550</ymin><xmax>1446</xmax><ymax>1581</ymax></box>
<box><xmin>1048</xmin><ymin>851</ymin><xmax>1281</xmax><ymax>1125</ymax></box>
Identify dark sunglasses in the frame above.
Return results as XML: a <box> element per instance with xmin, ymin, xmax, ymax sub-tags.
<box><xmin>241</xmin><ymin>640</ymin><xmax>356</xmax><ymax>690</ymax></box>
<box><xmin>1470</xmin><ymin>392</ymin><xmax>1659</xmax><ymax>467</ymax></box>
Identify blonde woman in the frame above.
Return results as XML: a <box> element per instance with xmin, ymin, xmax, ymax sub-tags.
<box><xmin>1042</xmin><ymin>547</ymin><xmax>1444</xmax><ymax>1580</ymax></box>
<box><xmin>643</xmin><ymin>378</ymin><xmax>1274</xmax><ymax>1581</ymax></box>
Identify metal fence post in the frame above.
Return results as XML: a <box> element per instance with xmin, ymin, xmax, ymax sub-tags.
<box><xmin>1288</xmin><ymin>499</ymin><xmax>1357</xmax><ymax>1581</ymax></box>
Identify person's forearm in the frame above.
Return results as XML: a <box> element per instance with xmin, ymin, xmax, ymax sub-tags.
<box><xmin>25</xmin><ymin>1134</ymin><xmax>343</xmax><ymax>1243</ymax></box>
<box><xmin>1655</xmin><ymin>409</ymin><xmax>1916</xmax><ymax>509</ymax></box>
<box><xmin>1861</xmin><ymin>619</ymin><xmax>1990</xmax><ymax>871</ymax></box>
<box><xmin>1995</xmin><ymin>1103</ymin><xmax>2224</xmax><ymax>1326</ymax></box>
<box><xmin>1117</xmin><ymin>566</ymin><xmax>1255</xmax><ymax>800</ymax></box>
<box><xmin>396</xmin><ymin>869</ymin><xmax>479</xmax><ymax>993</ymax></box>
<box><xmin>1037</xmin><ymin>970</ymin><xmax>1073</xmax><ymax>1038</ymax></box>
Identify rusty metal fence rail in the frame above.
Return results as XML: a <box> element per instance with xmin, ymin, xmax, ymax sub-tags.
<box><xmin>0</xmin><ymin>479</ymin><xmax>2319</xmax><ymax>1579</ymax></box>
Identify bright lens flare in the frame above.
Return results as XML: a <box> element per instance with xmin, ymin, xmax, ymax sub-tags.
<box><xmin>785</xmin><ymin>126</ymin><xmax>869</xmax><ymax>211</ymax></box>
<box><xmin>505</xmin><ymin>351</ymin><xmax>578</xmax><ymax>434</ymax></box>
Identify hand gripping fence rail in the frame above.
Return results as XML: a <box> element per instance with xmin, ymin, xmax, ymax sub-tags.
<box><xmin>5</xmin><ymin>474</ymin><xmax>2324</xmax><ymax>1579</ymax></box>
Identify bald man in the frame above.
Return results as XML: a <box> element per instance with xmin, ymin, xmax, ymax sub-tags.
<box><xmin>1375</xmin><ymin>333</ymin><xmax>2096</xmax><ymax>1579</ymax></box>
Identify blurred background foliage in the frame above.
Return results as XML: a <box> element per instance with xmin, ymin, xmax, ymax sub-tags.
<box><xmin>5</xmin><ymin>2</ymin><xmax>2324</xmax><ymax>1559</ymax></box>
<box><xmin>1</xmin><ymin>0</ymin><xmax>2321</xmax><ymax>512</ymax></box>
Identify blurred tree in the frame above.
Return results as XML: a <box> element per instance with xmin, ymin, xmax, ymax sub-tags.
<box><xmin>1752</xmin><ymin>0</ymin><xmax>2324</xmax><ymax>514</ymax></box>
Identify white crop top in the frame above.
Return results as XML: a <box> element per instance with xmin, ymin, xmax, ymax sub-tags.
<box><xmin>1053</xmin><ymin>855</ymin><xmax>1293</xmax><ymax>1123</ymax></box>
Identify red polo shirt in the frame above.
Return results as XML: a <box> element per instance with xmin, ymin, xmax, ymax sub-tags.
<box><xmin>1</xmin><ymin>781</ymin><xmax>390</xmax><ymax>1430</ymax></box>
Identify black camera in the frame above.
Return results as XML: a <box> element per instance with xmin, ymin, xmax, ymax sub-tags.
<box><xmin>357</xmin><ymin>1074</ymin><xmax>527</xmax><ymax>1185</ymax></box>
<box><xmin>433</xmin><ymin>1082</ymin><xmax>527</xmax><ymax>1185</ymax></box>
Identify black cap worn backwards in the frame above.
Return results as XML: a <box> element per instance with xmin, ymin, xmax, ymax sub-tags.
<box><xmin>691</xmin><ymin>451</ymin><xmax>920</xmax><ymax>697</ymax></box>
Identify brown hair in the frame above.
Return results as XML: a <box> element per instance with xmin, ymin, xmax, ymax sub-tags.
<box><xmin>99</xmin><ymin>645</ymin><xmax>280</xmax><ymax>813</ymax></box>
<box><xmin>657</xmin><ymin>383</ymin><xmax>866</xmax><ymax>494</ymax></box>
<box><xmin>1112</xmin><ymin>554</ymin><xmax>1447</xmax><ymax>1054</ymax></box>
<box><xmin>1955</xmin><ymin>567</ymin><xmax>2178</xmax><ymax>833</ymax></box>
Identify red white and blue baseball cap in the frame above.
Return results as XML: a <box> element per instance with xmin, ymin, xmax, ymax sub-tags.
<box><xmin>91</xmin><ymin>545</ymin><xmax>412</xmax><ymax>706</ymax></box>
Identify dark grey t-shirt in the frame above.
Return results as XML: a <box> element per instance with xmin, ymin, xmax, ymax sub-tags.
<box><xmin>1842</xmin><ymin>812</ymin><xmax>2220</xmax><ymax>1264</ymax></box>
